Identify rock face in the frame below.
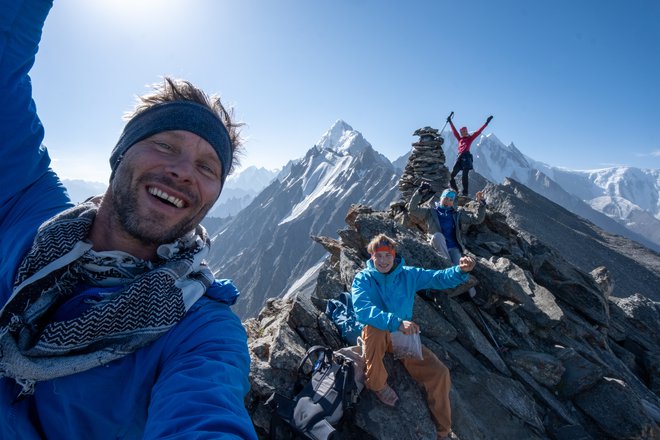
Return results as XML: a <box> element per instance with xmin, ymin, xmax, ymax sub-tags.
<box><xmin>483</xmin><ymin>177</ymin><xmax>660</xmax><ymax>302</ymax></box>
<box><xmin>244</xmin><ymin>194</ymin><xmax>660</xmax><ymax>439</ymax></box>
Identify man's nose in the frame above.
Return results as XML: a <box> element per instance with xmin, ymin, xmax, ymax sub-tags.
<box><xmin>164</xmin><ymin>157</ymin><xmax>195</xmax><ymax>181</ymax></box>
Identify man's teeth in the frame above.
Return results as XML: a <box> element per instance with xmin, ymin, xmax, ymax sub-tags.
<box><xmin>148</xmin><ymin>187</ymin><xmax>184</xmax><ymax>208</ymax></box>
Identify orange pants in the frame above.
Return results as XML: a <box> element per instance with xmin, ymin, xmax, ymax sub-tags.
<box><xmin>362</xmin><ymin>325</ymin><xmax>452</xmax><ymax>436</ymax></box>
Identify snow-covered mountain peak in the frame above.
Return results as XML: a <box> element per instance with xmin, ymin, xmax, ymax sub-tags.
<box><xmin>316</xmin><ymin>120</ymin><xmax>353</xmax><ymax>149</ymax></box>
<box><xmin>481</xmin><ymin>132</ymin><xmax>504</xmax><ymax>147</ymax></box>
<box><xmin>224</xmin><ymin>165</ymin><xmax>278</xmax><ymax>192</ymax></box>
<box><xmin>316</xmin><ymin>120</ymin><xmax>372</xmax><ymax>156</ymax></box>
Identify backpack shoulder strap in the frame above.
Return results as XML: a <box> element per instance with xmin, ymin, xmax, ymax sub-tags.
<box><xmin>297</xmin><ymin>346</ymin><xmax>332</xmax><ymax>375</ymax></box>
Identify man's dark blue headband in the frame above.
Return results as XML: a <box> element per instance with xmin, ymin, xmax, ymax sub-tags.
<box><xmin>109</xmin><ymin>101</ymin><xmax>232</xmax><ymax>184</ymax></box>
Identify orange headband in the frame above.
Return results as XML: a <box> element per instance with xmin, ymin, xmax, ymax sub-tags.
<box><xmin>373</xmin><ymin>245</ymin><xmax>396</xmax><ymax>257</ymax></box>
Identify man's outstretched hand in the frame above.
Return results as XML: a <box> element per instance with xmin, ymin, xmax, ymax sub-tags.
<box><xmin>486</xmin><ymin>115</ymin><xmax>493</xmax><ymax>124</ymax></box>
<box><xmin>459</xmin><ymin>256</ymin><xmax>476</xmax><ymax>273</ymax></box>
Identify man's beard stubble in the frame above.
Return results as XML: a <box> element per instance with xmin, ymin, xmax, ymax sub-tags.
<box><xmin>110</xmin><ymin>170</ymin><xmax>214</xmax><ymax>247</ymax></box>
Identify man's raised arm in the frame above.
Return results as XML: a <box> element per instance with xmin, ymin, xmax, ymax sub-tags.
<box><xmin>0</xmin><ymin>0</ymin><xmax>72</xmax><ymax>302</ymax></box>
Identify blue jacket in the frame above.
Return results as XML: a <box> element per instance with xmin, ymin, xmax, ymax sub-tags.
<box><xmin>0</xmin><ymin>1</ymin><xmax>256</xmax><ymax>438</ymax></box>
<box><xmin>351</xmin><ymin>257</ymin><xmax>468</xmax><ymax>332</ymax></box>
<box><xmin>409</xmin><ymin>187</ymin><xmax>486</xmax><ymax>252</ymax></box>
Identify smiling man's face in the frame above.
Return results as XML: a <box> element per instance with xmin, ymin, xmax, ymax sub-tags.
<box><xmin>371</xmin><ymin>250</ymin><xmax>395</xmax><ymax>274</ymax></box>
<box><xmin>109</xmin><ymin>130</ymin><xmax>222</xmax><ymax>246</ymax></box>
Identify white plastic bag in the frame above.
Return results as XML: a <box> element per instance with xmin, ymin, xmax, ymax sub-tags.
<box><xmin>390</xmin><ymin>331</ymin><xmax>423</xmax><ymax>360</ymax></box>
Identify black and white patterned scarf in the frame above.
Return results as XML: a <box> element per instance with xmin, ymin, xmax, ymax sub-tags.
<box><xmin>0</xmin><ymin>202</ymin><xmax>214</xmax><ymax>394</ymax></box>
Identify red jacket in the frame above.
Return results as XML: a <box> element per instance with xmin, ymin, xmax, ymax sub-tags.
<box><xmin>449</xmin><ymin>120</ymin><xmax>489</xmax><ymax>155</ymax></box>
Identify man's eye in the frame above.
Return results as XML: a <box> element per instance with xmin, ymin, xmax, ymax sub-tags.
<box><xmin>199</xmin><ymin>163</ymin><xmax>219</xmax><ymax>178</ymax></box>
<box><xmin>155</xmin><ymin>142</ymin><xmax>173</xmax><ymax>151</ymax></box>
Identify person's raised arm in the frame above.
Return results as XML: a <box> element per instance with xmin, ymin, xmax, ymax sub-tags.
<box><xmin>409</xmin><ymin>183</ymin><xmax>433</xmax><ymax>218</ymax></box>
<box><xmin>408</xmin><ymin>264</ymin><xmax>470</xmax><ymax>292</ymax></box>
<box><xmin>0</xmin><ymin>0</ymin><xmax>61</xmax><ymax>205</ymax></box>
<box><xmin>448</xmin><ymin>119</ymin><xmax>460</xmax><ymax>140</ymax></box>
<box><xmin>0</xmin><ymin>0</ymin><xmax>72</xmax><ymax>303</ymax></box>
<box><xmin>469</xmin><ymin>115</ymin><xmax>493</xmax><ymax>142</ymax></box>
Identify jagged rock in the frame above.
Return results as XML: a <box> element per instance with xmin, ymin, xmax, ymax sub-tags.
<box><xmin>337</xmin><ymin>228</ymin><xmax>364</xmax><ymax>254</ymax></box>
<box><xmin>507</xmin><ymin>350</ymin><xmax>565</xmax><ymax>387</ymax></box>
<box><xmin>610</xmin><ymin>294</ymin><xmax>660</xmax><ymax>351</ymax></box>
<box><xmin>311</xmin><ymin>234</ymin><xmax>341</xmax><ymax>262</ymax></box>
<box><xmin>448</xmin><ymin>371</ymin><xmax>546</xmax><ymax>440</ymax></box>
<box><xmin>462</xmin><ymin>301</ymin><xmax>520</xmax><ymax>349</ymax></box>
<box><xmin>645</xmin><ymin>350</ymin><xmax>660</xmax><ymax>396</ymax></box>
<box><xmin>473</xmin><ymin>256</ymin><xmax>564</xmax><ymax>328</ymax></box>
<box><xmin>510</xmin><ymin>365</ymin><xmax>579</xmax><ymax>426</ymax></box>
<box><xmin>345</xmin><ymin>204</ymin><xmax>375</xmax><ymax>230</ymax></box>
<box><xmin>314</xmin><ymin>260</ymin><xmax>345</xmax><ymax>303</ymax></box>
<box><xmin>483</xmin><ymin>373</ymin><xmax>545</xmax><ymax>432</ymax></box>
<box><xmin>245</xmin><ymin>192</ymin><xmax>660</xmax><ymax>440</ymax></box>
<box><xmin>339</xmin><ymin>247</ymin><xmax>364</xmax><ymax>289</ymax></box>
<box><xmin>434</xmin><ymin>294</ymin><xmax>510</xmax><ymax>375</ymax></box>
<box><xmin>536</xmin><ymin>267</ymin><xmax>610</xmax><ymax>327</ymax></box>
<box><xmin>553</xmin><ymin>347</ymin><xmax>606</xmax><ymax>398</ymax></box>
<box><xmin>482</xmin><ymin>178</ymin><xmax>660</xmax><ymax>302</ymax></box>
<box><xmin>573</xmin><ymin>377</ymin><xmax>660</xmax><ymax>439</ymax></box>
<box><xmin>353</xmin><ymin>355</ymin><xmax>437</xmax><ymax>439</ymax></box>
<box><xmin>590</xmin><ymin>266</ymin><xmax>614</xmax><ymax>299</ymax></box>
<box><xmin>500</xmin><ymin>302</ymin><xmax>532</xmax><ymax>336</ymax></box>
<box><xmin>412</xmin><ymin>297</ymin><xmax>457</xmax><ymax>342</ymax></box>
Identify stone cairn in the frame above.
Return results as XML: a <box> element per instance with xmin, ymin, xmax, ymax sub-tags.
<box><xmin>390</xmin><ymin>126</ymin><xmax>451</xmax><ymax>226</ymax></box>
<box><xmin>398</xmin><ymin>126</ymin><xmax>450</xmax><ymax>201</ymax></box>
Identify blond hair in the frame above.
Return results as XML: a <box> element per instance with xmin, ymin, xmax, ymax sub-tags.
<box><xmin>366</xmin><ymin>234</ymin><xmax>397</xmax><ymax>255</ymax></box>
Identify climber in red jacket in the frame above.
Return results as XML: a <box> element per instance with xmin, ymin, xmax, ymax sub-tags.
<box><xmin>447</xmin><ymin>114</ymin><xmax>493</xmax><ymax>196</ymax></box>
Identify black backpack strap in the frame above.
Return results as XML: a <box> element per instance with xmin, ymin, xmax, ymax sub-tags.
<box><xmin>265</xmin><ymin>392</ymin><xmax>297</xmax><ymax>440</ymax></box>
<box><xmin>295</xmin><ymin>346</ymin><xmax>333</xmax><ymax>392</ymax></box>
<box><xmin>297</xmin><ymin>346</ymin><xmax>332</xmax><ymax>374</ymax></box>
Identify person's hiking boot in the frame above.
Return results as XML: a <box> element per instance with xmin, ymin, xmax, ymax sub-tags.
<box><xmin>373</xmin><ymin>384</ymin><xmax>399</xmax><ymax>407</ymax></box>
<box><xmin>437</xmin><ymin>431</ymin><xmax>459</xmax><ymax>440</ymax></box>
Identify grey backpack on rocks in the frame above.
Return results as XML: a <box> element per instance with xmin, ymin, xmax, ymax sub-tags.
<box><xmin>266</xmin><ymin>345</ymin><xmax>359</xmax><ymax>440</ymax></box>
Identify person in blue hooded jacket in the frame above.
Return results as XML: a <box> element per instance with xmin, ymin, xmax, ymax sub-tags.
<box><xmin>351</xmin><ymin>234</ymin><xmax>475</xmax><ymax>440</ymax></box>
<box><xmin>409</xmin><ymin>186</ymin><xmax>486</xmax><ymax>298</ymax></box>
<box><xmin>0</xmin><ymin>1</ymin><xmax>257</xmax><ymax>438</ymax></box>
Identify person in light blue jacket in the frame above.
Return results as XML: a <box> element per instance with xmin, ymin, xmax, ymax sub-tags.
<box><xmin>351</xmin><ymin>234</ymin><xmax>475</xmax><ymax>440</ymax></box>
<box><xmin>0</xmin><ymin>1</ymin><xmax>257</xmax><ymax>438</ymax></box>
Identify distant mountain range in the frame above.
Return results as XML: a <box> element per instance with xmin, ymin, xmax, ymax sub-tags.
<box><xmin>435</xmin><ymin>133</ymin><xmax>660</xmax><ymax>251</ymax></box>
<box><xmin>60</xmin><ymin>179</ymin><xmax>107</xmax><ymax>204</ymax></box>
<box><xmin>62</xmin><ymin>126</ymin><xmax>659</xmax><ymax>254</ymax></box>
<box><xmin>207</xmin><ymin>166</ymin><xmax>279</xmax><ymax>218</ymax></box>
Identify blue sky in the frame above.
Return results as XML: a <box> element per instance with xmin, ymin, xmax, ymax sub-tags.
<box><xmin>31</xmin><ymin>0</ymin><xmax>660</xmax><ymax>182</ymax></box>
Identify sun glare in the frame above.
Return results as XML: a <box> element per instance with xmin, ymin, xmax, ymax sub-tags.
<box><xmin>85</xmin><ymin>0</ymin><xmax>191</xmax><ymax>29</ymax></box>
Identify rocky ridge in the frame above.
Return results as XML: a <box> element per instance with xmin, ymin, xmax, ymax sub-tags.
<box><xmin>244</xmin><ymin>193</ymin><xmax>660</xmax><ymax>439</ymax></box>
